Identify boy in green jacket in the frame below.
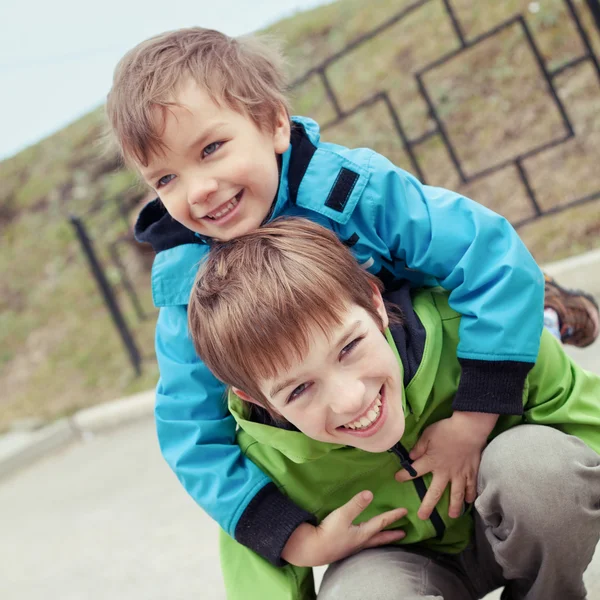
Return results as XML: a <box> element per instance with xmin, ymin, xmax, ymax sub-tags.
<box><xmin>188</xmin><ymin>217</ymin><xmax>600</xmax><ymax>600</ymax></box>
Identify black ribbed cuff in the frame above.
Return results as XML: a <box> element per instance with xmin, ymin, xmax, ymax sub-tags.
<box><xmin>234</xmin><ymin>482</ymin><xmax>317</xmax><ymax>566</ymax></box>
<box><xmin>453</xmin><ymin>359</ymin><xmax>533</xmax><ymax>415</ymax></box>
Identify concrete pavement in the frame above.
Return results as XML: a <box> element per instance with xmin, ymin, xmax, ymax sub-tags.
<box><xmin>0</xmin><ymin>416</ymin><xmax>226</xmax><ymax>600</ymax></box>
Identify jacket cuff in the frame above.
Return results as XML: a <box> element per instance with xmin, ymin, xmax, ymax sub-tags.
<box><xmin>453</xmin><ymin>358</ymin><xmax>533</xmax><ymax>415</ymax></box>
<box><xmin>234</xmin><ymin>482</ymin><xmax>317</xmax><ymax>566</ymax></box>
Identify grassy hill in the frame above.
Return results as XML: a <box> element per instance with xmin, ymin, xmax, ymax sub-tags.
<box><xmin>1</xmin><ymin>0</ymin><xmax>599</xmax><ymax>429</ymax></box>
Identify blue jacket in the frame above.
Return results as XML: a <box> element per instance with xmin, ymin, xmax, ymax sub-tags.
<box><xmin>135</xmin><ymin>116</ymin><xmax>544</xmax><ymax>565</ymax></box>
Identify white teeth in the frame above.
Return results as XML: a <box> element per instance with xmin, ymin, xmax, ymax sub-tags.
<box><xmin>342</xmin><ymin>391</ymin><xmax>383</xmax><ymax>431</ymax></box>
<box><xmin>207</xmin><ymin>196</ymin><xmax>239</xmax><ymax>220</ymax></box>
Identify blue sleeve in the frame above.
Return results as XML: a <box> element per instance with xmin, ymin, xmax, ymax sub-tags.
<box><xmin>367</xmin><ymin>154</ymin><xmax>544</xmax><ymax>412</ymax></box>
<box><xmin>154</xmin><ymin>305</ymin><xmax>315</xmax><ymax>563</ymax></box>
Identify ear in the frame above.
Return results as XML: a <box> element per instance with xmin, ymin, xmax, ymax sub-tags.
<box><xmin>232</xmin><ymin>387</ymin><xmax>284</xmax><ymax>419</ymax></box>
<box><xmin>370</xmin><ymin>282</ymin><xmax>389</xmax><ymax>330</ymax></box>
<box><xmin>232</xmin><ymin>387</ymin><xmax>262</xmax><ymax>406</ymax></box>
<box><xmin>272</xmin><ymin>106</ymin><xmax>291</xmax><ymax>154</ymax></box>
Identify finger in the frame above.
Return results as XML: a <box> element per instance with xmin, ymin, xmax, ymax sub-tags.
<box><xmin>465</xmin><ymin>478</ymin><xmax>477</xmax><ymax>504</ymax></box>
<box><xmin>417</xmin><ymin>480</ymin><xmax>448</xmax><ymax>520</ymax></box>
<box><xmin>356</xmin><ymin>507</ymin><xmax>408</xmax><ymax>541</ymax></box>
<box><xmin>448</xmin><ymin>478</ymin><xmax>466</xmax><ymax>519</ymax></box>
<box><xmin>337</xmin><ymin>490</ymin><xmax>374</xmax><ymax>524</ymax></box>
<box><xmin>395</xmin><ymin>456</ymin><xmax>432</xmax><ymax>482</ymax></box>
<box><xmin>409</xmin><ymin>437</ymin><xmax>428</xmax><ymax>461</ymax></box>
<box><xmin>362</xmin><ymin>528</ymin><xmax>406</xmax><ymax>550</ymax></box>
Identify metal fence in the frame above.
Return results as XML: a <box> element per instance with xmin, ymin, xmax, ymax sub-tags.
<box><xmin>290</xmin><ymin>0</ymin><xmax>600</xmax><ymax>227</ymax></box>
<box><xmin>69</xmin><ymin>193</ymin><xmax>152</xmax><ymax>375</ymax></box>
<box><xmin>73</xmin><ymin>0</ymin><xmax>600</xmax><ymax>373</ymax></box>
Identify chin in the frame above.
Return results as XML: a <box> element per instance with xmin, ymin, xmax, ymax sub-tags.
<box><xmin>363</xmin><ymin>421</ymin><xmax>406</xmax><ymax>453</ymax></box>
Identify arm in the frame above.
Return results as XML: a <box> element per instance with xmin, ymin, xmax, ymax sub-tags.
<box><xmin>516</xmin><ymin>329</ymin><xmax>600</xmax><ymax>454</ymax></box>
<box><xmin>155</xmin><ymin>305</ymin><xmax>315</xmax><ymax>565</ymax></box>
<box><xmin>368</xmin><ymin>154</ymin><xmax>543</xmax><ymax>414</ymax></box>
<box><xmin>220</xmin><ymin>529</ymin><xmax>316</xmax><ymax>600</ymax></box>
<box><xmin>221</xmin><ymin>493</ymin><xmax>407</xmax><ymax>600</ymax></box>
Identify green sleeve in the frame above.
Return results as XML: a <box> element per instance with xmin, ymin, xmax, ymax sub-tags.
<box><xmin>520</xmin><ymin>329</ymin><xmax>600</xmax><ymax>454</ymax></box>
<box><xmin>219</xmin><ymin>528</ymin><xmax>316</xmax><ymax>600</ymax></box>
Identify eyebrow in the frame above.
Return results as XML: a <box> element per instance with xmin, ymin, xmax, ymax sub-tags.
<box><xmin>268</xmin><ymin>320</ymin><xmax>362</xmax><ymax>398</ymax></box>
<box><xmin>143</xmin><ymin>121</ymin><xmax>227</xmax><ymax>181</ymax></box>
<box><xmin>185</xmin><ymin>121</ymin><xmax>227</xmax><ymax>153</ymax></box>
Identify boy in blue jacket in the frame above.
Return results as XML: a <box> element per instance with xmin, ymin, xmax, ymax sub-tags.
<box><xmin>105</xmin><ymin>27</ymin><xmax>599</xmax><ymax>567</ymax></box>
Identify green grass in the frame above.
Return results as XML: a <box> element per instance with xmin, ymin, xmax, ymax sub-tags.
<box><xmin>0</xmin><ymin>0</ymin><xmax>599</xmax><ymax>428</ymax></box>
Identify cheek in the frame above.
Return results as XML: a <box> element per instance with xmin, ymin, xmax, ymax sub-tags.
<box><xmin>228</xmin><ymin>157</ymin><xmax>259</xmax><ymax>187</ymax></box>
<box><xmin>285</xmin><ymin>406</ymin><xmax>326</xmax><ymax>438</ymax></box>
<box><xmin>241</xmin><ymin>149</ymin><xmax>278</xmax><ymax>186</ymax></box>
<box><xmin>160</xmin><ymin>193</ymin><xmax>186</xmax><ymax>221</ymax></box>
<box><xmin>379</xmin><ymin>345</ymin><xmax>399</xmax><ymax>376</ymax></box>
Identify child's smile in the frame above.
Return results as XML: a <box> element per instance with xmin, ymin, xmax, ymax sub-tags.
<box><xmin>204</xmin><ymin>190</ymin><xmax>242</xmax><ymax>222</ymax></box>
<box><xmin>338</xmin><ymin>385</ymin><xmax>387</xmax><ymax>438</ymax></box>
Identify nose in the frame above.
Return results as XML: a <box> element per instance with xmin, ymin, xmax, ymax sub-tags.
<box><xmin>327</xmin><ymin>377</ymin><xmax>366</xmax><ymax>416</ymax></box>
<box><xmin>188</xmin><ymin>173</ymin><xmax>219</xmax><ymax>206</ymax></box>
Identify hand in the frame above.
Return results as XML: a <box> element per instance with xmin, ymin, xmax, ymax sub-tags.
<box><xmin>395</xmin><ymin>412</ymin><xmax>498</xmax><ymax>520</ymax></box>
<box><xmin>281</xmin><ymin>490</ymin><xmax>407</xmax><ymax>567</ymax></box>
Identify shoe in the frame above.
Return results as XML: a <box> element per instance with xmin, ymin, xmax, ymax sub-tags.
<box><xmin>544</xmin><ymin>274</ymin><xmax>600</xmax><ymax>347</ymax></box>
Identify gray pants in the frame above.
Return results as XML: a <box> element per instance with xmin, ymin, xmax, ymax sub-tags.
<box><xmin>318</xmin><ymin>425</ymin><xmax>600</xmax><ymax>600</ymax></box>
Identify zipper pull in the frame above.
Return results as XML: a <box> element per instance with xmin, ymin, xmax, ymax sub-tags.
<box><xmin>389</xmin><ymin>444</ymin><xmax>418</xmax><ymax>478</ymax></box>
<box><xmin>400</xmin><ymin>458</ymin><xmax>418</xmax><ymax>478</ymax></box>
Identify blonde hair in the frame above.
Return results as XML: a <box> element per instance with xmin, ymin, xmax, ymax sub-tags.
<box><xmin>106</xmin><ymin>27</ymin><xmax>290</xmax><ymax>167</ymax></box>
<box><xmin>188</xmin><ymin>218</ymin><xmax>391</xmax><ymax>415</ymax></box>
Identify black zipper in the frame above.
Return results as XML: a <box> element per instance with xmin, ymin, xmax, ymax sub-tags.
<box><xmin>390</xmin><ymin>442</ymin><xmax>446</xmax><ymax>539</ymax></box>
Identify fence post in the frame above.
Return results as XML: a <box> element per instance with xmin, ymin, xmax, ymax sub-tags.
<box><xmin>69</xmin><ymin>215</ymin><xmax>142</xmax><ymax>376</ymax></box>
<box><xmin>108</xmin><ymin>240</ymin><xmax>148</xmax><ymax>322</ymax></box>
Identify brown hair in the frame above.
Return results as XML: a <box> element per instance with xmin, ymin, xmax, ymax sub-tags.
<box><xmin>106</xmin><ymin>27</ymin><xmax>290</xmax><ymax>167</ymax></box>
<box><xmin>188</xmin><ymin>218</ymin><xmax>394</xmax><ymax>415</ymax></box>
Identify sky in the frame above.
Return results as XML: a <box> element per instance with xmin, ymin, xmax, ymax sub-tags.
<box><xmin>0</xmin><ymin>0</ymin><xmax>330</xmax><ymax>161</ymax></box>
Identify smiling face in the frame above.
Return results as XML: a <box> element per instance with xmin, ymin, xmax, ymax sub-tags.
<box><xmin>233</xmin><ymin>292</ymin><xmax>406</xmax><ymax>453</ymax></box>
<box><xmin>138</xmin><ymin>78</ymin><xmax>291</xmax><ymax>241</ymax></box>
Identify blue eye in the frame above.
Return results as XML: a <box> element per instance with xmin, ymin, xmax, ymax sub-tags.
<box><xmin>202</xmin><ymin>141</ymin><xmax>223</xmax><ymax>157</ymax></box>
<box><xmin>288</xmin><ymin>382</ymin><xmax>311</xmax><ymax>403</ymax></box>
<box><xmin>156</xmin><ymin>174</ymin><xmax>175</xmax><ymax>189</ymax></box>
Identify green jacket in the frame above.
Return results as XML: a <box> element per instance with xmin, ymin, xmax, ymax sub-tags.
<box><xmin>220</xmin><ymin>289</ymin><xmax>600</xmax><ymax>599</ymax></box>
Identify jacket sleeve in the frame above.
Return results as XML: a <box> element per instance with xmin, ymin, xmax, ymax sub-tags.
<box><xmin>220</xmin><ymin>529</ymin><xmax>316</xmax><ymax>600</ymax></box>
<box><xmin>155</xmin><ymin>304</ymin><xmax>316</xmax><ymax>565</ymax></box>
<box><xmin>519</xmin><ymin>329</ymin><xmax>600</xmax><ymax>455</ymax></box>
<box><xmin>366</xmin><ymin>154</ymin><xmax>544</xmax><ymax>414</ymax></box>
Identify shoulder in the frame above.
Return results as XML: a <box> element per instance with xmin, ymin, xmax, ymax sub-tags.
<box><xmin>151</xmin><ymin>243</ymin><xmax>209</xmax><ymax>307</ymax></box>
<box><xmin>290</xmin><ymin>129</ymin><xmax>400</xmax><ymax>226</ymax></box>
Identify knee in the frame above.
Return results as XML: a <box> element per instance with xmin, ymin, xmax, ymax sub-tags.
<box><xmin>318</xmin><ymin>548</ymin><xmax>435</xmax><ymax>600</ymax></box>
<box><xmin>478</xmin><ymin>425</ymin><xmax>600</xmax><ymax>526</ymax></box>
<box><xmin>480</xmin><ymin>425</ymin><xmax>563</xmax><ymax>491</ymax></box>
